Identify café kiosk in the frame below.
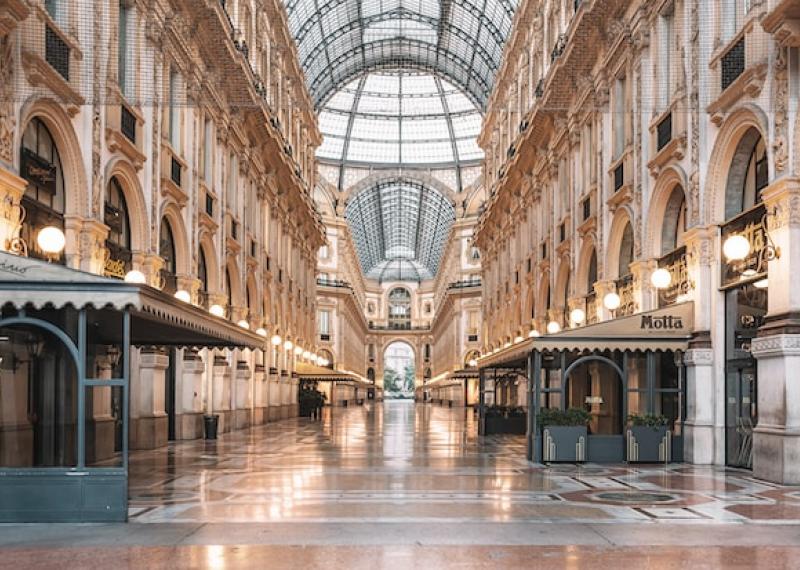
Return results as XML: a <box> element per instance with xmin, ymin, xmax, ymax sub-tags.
<box><xmin>478</xmin><ymin>302</ymin><xmax>692</xmax><ymax>463</ymax></box>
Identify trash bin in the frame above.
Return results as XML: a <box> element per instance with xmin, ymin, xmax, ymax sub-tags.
<box><xmin>204</xmin><ymin>414</ymin><xmax>219</xmax><ymax>440</ymax></box>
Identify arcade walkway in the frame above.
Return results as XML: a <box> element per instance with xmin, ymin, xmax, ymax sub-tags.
<box><xmin>2</xmin><ymin>401</ymin><xmax>800</xmax><ymax>568</ymax></box>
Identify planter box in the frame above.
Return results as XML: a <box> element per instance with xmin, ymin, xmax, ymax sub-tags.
<box><xmin>627</xmin><ymin>426</ymin><xmax>672</xmax><ymax>462</ymax></box>
<box><xmin>484</xmin><ymin>414</ymin><xmax>527</xmax><ymax>435</ymax></box>
<box><xmin>541</xmin><ymin>426</ymin><xmax>587</xmax><ymax>462</ymax></box>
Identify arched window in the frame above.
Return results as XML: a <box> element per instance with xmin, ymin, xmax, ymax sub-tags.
<box><xmin>104</xmin><ymin>177</ymin><xmax>131</xmax><ymax>278</ymax></box>
<box><xmin>661</xmin><ymin>186</ymin><xmax>686</xmax><ymax>254</ymax></box>
<box><xmin>618</xmin><ymin>222</ymin><xmax>634</xmax><ymax>278</ymax></box>
<box><xmin>159</xmin><ymin>218</ymin><xmax>177</xmax><ymax>293</ymax></box>
<box><xmin>20</xmin><ymin>118</ymin><xmax>66</xmax><ymax>262</ymax></box>
<box><xmin>724</xmin><ymin>128</ymin><xmax>768</xmax><ymax>219</ymax></box>
<box><xmin>225</xmin><ymin>267</ymin><xmax>233</xmax><ymax>318</ymax></box>
<box><xmin>198</xmin><ymin>247</ymin><xmax>209</xmax><ymax>307</ymax></box>
<box><xmin>388</xmin><ymin>287</ymin><xmax>412</xmax><ymax>329</ymax></box>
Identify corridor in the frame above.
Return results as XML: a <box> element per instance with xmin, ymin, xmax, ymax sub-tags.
<box><xmin>125</xmin><ymin>401</ymin><xmax>800</xmax><ymax>526</ymax></box>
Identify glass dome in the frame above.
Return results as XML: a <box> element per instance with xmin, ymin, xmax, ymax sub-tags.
<box><xmin>317</xmin><ymin>71</ymin><xmax>484</xmax><ymax>167</ymax></box>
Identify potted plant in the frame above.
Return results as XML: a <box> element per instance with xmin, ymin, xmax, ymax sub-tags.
<box><xmin>538</xmin><ymin>407</ymin><xmax>590</xmax><ymax>462</ymax></box>
<box><xmin>483</xmin><ymin>406</ymin><xmax>527</xmax><ymax>435</ymax></box>
<box><xmin>626</xmin><ymin>414</ymin><xmax>672</xmax><ymax>462</ymax></box>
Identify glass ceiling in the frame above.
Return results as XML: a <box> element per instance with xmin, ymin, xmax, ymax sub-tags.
<box><xmin>282</xmin><ymin>0</ymin><xmax>519</xmax><ymax>108</ymax></box>
<box><xmin>317</xmin><ymin>71</ymin><xmax>484</xmax><ymax>166</ymax></box>
<box><xmin>345</xmin><ymin>179</ymin><xmax>455</xmax><ymax>282</ymax></box>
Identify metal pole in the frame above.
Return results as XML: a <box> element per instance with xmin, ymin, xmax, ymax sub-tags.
<box><xmin>122</xmin><ymin>310</ymin><xmax>130</xmax><ymax>471</ymax></box>
<box><xmin>526</xmin><ymin>350</ymin><xmax>534</xmax><ymax>461</ymax></box>
<box><xmin>533</xmin><ymin>351</ymin><xmax>542</xmax><ymax>463</ymax></box>
<box><xmin>77</xmin><ymin>309</ymin><xmax>87</xmax><ymax>468</ymax></box>
<box><xmin>478</xmin><ymin>367</ymin><xmax>485</xmax><ymax>435</ymax></box>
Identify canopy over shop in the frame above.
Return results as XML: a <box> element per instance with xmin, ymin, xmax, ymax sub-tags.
<box><xmin>478</xmin><ymin>302</ymin><xmax>693</xmax><ymax>463</ymax></box>
<box><xmin>0</xmin><ymin>251</ymin><xmax>266</xmax><ymax>522</ymax></box>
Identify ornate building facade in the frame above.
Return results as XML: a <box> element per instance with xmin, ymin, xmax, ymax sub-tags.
<box><xmin>475</xmin><ymin>0</ymin><xmax>800</xmax><ymax>482</ymax></box>
<box><xmin>0</xmin><ymin>0</ymin><xmax>323</xmax><ymax>453</ymax></box>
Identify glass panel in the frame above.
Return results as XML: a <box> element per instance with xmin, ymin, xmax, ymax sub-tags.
<box><xmin>85</xmin><ymin>386</ymin><xmax>124</xmax><ymax>467</ymax></box>
<box><xmin>0</xmin><ymin>323</ymin><xmax>78</xmax><ymax>467</ymax></box>
<box><xmin>567</xmin><ymin>357</ymin><xmax>623</xmax><ymax>435</ymax></box>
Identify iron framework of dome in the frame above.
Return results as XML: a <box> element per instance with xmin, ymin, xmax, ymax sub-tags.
<box><xmin>345</xmin><ymin>179</ymin><xmax>455</xmax><ymax>282</ymax></box>
<box><xmin>317</xmin><ymin>71</ymin><xmax>484</xmax><ymax>168</ymax></box>
<box><xmin>282</xmin><ymin>0</ymin><xmax>518</xmax><ymax>109</ymax></box>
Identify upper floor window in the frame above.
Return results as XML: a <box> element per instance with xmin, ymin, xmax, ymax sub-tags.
<box><xmin>657</xmin><ymin>7</ymin><xmax>674</xmax><ymax>110</ymax></box>
<box><xmin>20</xmin><ymin>118</ymin><xmax>65</xmax><ymax>263</ymax></box>
<box><xmin>118</xmin><ymin>1</ymin><xmax>132</xmax><ymax>97</ymax></box>
<box><xmin>159</xmin><ymin>218</ymin><xmax>177</xmax><ymax>292</ymax></box>
<box><xmin>613</xmin><ymin>76</ymin><xmax>627</xmax><ymax>159</ymax></box>
<box><xmin>227</xmin><ymin>153</ymin><xmax>238</xmax><ymax>212</ymax></box>
<box><xmin>202</xmin><ymin>118</ymin><xmax>213</xmax><ymax>182</ymax></box>
<box><xmin>168</xmin><ymin>67</ymin><xmax>181</xmax><ymax>152</ymax></box>
<box><xmin>104</xmin><ymin>176</ymin><xmax>131</xmax><ymax>277</ymax></box>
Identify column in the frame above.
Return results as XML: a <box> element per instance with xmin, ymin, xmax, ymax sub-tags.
<box><xmin>268</xmin><ymin>353</ymin><xmax>281</xmax><ymax>421</ymax></box>
<box><xmin>752</xmin><ymin>179</ymin><xmax>800</xmax><ymax>484</ymax></box>
<box><xmin>289</xmin><ymin>371</ymin><xmax>299</xmax><ymax>417</ymax></box>
<box><xmin>130</xmin><ymin>348</ymin><xmax>168</xmax><ymax>450</ymax></box>
<box><xmin>253</xmin><ymin>363</ymin><xmax>267</xmax><ymax>425</ymax></box>
<box><xmin>176</xmin><ymin>349</ymin><xmax>204</xmax><ymax>440</ymax></box>
<box><xmin>212</xmin><ymin>353</ymin><xmax>232</xmax><ymax>433</ymax></box>
<box><xmin>87</xmin><ymin>356</ymin><xmax>116</xmax><ymax>463</ymax></box>
<box><xmin>630</xmin><ymin>259</ymin><xmax>657</xmax><ymax>313</ymax></box>
<box><xmin>594</xmin><ymin>280</ymin><xmax>616</xmax><ymax>322</ymax></box>
<box><xmin>0</xmin><ymin>167</ymin><xmax>27</xmax><ymax>254</ymax></box>
<box><xmin>234</xmin><ymin>359</ymin><xmax>252</xmax><ymax>429</ymax></box>
<box><xmin>683</xmin><ymin>226</ymin><xmax>718</xmax><ymax>464</ymax></box>
<box><xmin>279</xmin><ymin>369</ymin><xmax>290</xmax><ymax>418</ymax></box>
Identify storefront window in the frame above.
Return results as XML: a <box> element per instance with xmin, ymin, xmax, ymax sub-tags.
<box><xmin>0</xmin><ymin>323</ymin><xmax>78</xmax><ymax>467</ymax></box>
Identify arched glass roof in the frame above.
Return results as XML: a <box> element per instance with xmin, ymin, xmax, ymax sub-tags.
<box><xmin>282</xmin><ymin>0</ymin><xmax>519</xmax><ymax>108</ymax></box>
<box><xmin>317</xmin><ymin>71</ymin><xmax>484</xmax><ymax>166</ymax></box>
<box><xmin>345</xmin><ymin>179</ymin><xmax>455</xmax><ymax>282</ymax></box>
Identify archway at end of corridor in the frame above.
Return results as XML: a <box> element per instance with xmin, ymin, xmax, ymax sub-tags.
<box><xmin>383</xmin><ymin>341</ymin><xmax>415</xmax><ymax>399</ymax></box>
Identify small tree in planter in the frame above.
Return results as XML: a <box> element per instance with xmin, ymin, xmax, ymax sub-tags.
<box><xmin>626</xmin><ymin>414</ymin><xmax>672</xmax><ymax>462</ymax></box>
<box><xmin>538</xmin><ymin>408</ymin><xmax>590</xmax><ymax>462</ymax></box>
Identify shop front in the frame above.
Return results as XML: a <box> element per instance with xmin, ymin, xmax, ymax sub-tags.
<box><xmin>0</xmin><ymin>251</ymin><xmax>266</xmax><ymax>522</ymax></box>
<box><xmin>478</xmin><ymin>303</ymin><xmax>691</xmax><ymax>463</ymax></box>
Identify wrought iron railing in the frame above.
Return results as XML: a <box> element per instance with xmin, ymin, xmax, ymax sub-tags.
<box><xmin>721</xmin><ymin>38</ymin><xmax>745</xmax><ymax>91</ymax></box>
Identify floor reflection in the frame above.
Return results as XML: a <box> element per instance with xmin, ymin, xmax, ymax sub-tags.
<box><xmin>129</xmin><ymin>401</ymin><xmax>800</xmax><ymax>525</ymax></box>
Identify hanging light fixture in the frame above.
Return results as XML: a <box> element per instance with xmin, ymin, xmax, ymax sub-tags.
<box><xmin>570</xmin><ymin>308</ymin><xmax>586</xmax><ymax>325</ymax></box>
<box><xmin>546</xmin><ymin>321</ymin><xmax>561</xmax><ymax>334</ymax></box>
<box><xmin>650</xmin><ymin>268</ymin><xmax>672</xmax><ymax>289</ymax></box>
<box><xmin>514</xmin><ymin>335</ymin><xmax>524</xmax><ymax>343</ymax></box>
<box><xmin>528</xmin><ymin>329</ymin><xmax>540</xmax><ymax>338</ymax></box>
<box><xmin>237</xmin><ymin>319</ymin><xmax>250</xmax><ymax>329</ymax></box>
<box><xmin>124</xmin><ymin>269</ymin><xmax>147</xmax><ymax>284</ymax></box>
<box><xmin>255</xmin><ymin>327</ymin><xmax>268</xmax><ymax>337</ymax></box>
<box><xmin>723</xmin><ymin>234</ymin><xmax>750</xmax><ymax>262</ymax></box>
<box><xmin>37</xmin><ymin>226</ymin><xmax>66</xmax><ymax>256</ymax></box>
<box><xmin>603</xmin><ymin>292</ymin><xmax>621</xmax><ymax>311</ymax></box>
<box><xmin>294</xmin><ymin>345</ymin><xmax>303</xmax><ymax>356</ymax></box>
<box><xmin>283</xmin><ymin>340</ymin><xmax>293</xmax><ymax>351</ymax></box>
<box><xmin>271</xmin><ymin>334</ymin><xmax>282</xmax><ymax>346</ymax></box>
<box><xmin>174</xmin><ymin>290</ymin><xmax>191</xmax><ymax>303</ymax></box>
<box><xmin>209</xmin><ymin>304</ymin><xmax>225</xmax><ymax>317</ymax></box>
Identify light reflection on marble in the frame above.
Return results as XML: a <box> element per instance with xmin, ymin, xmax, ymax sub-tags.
<box><xmin>129</xmin><ymin>401</ymin><xmax>800</xmax><ymax>525</ymax></box>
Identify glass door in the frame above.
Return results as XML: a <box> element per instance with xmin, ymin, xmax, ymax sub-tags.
<box><xmin>724</xmin><ymin>285</ymin><xmax>765</xmax><ymax>468</ymax></box>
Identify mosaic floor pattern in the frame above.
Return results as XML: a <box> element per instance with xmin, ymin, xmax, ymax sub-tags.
<box><xmin>128</xmin><ymin>401</ymin><xmax>800</xmax><ymax>525</ymax></box>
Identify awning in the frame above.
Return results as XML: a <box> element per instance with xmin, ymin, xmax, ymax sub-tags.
<box><xmin>296</xmin><ymin>361</ymin><xmax>368</xmax><ymax>384</ymax></box>
<box><xmin>426</xmin><ymin>368</ymin><xmax>479</xmax><ymax>387</ymax></box>
<box><xmin>0</xmin><ymin>251</ymin><xmax>267</xmax><ymax>350</ymax></box>
<box><xmin>479</xmin><ymin>302</ymin><xmax>695</xmax><ymax>369</ymax></box>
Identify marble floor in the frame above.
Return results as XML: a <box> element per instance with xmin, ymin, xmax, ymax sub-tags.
<box><xmin>3</xmin><ymin>401</ymin><xmax>800</xmax><ymax>569</ymax></box>
<box><xmin>127</xmin><ymin>400</ymin><xmax>800</xmax><ymax>526</ymax></box>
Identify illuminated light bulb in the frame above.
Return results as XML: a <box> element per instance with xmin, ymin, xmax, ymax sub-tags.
<box><xmin>514</xmin><ymin>335</ymin><xmax>524</xmax><ymax>343</ymax></box>
<box><xmin>603</xmin><ymin>292</ymin><xmax>621</xmax><ymax>311</ymax></box>
<box><xmin>570</xmin><ymin>308</ymin><xmax>586</xmax><ymax>325</ymax></box>
<box><xmin>302</xmin><ymin>350</ymin><xmax>311</xmax><ymax>359</ymax></box>
<box><xmin>650</xmin><ymin>268</ymin><xmax>672</xmax><ymax>290</ymax></box>
<box><xmin>124</xmin><ymin>269</ymin><xmax>146</xmax><ymax>284</ymax></box>
<box><xmin>468</xmin><ymin>358</ymin><xmax>478</xmax><ymax>368</ymax></box>
<box><xmin>547</xmin><ymin>321</ymin><xmax>561</xmax><ymax>334</ymax></box>
<box><xmin>754</xmin><ymin>278</ymin><xmax>769</xmax><ymax>289</ymax></box>
<box><xmin>174</xmin><ymin>289</ymin><xmax>191</xmax><ymax>303</ymax></box>
<box><xmin>37</xmin><ymin>226</ymin><xmax>66</xmax><ymax>255</ymax></box>
<box><xmin>237</xmin><ymin>319</ymin><xmax>250</xmax><ymax>329</ymax></box>
<box><xmin>271</xmin><ymin>335</ymin><xmax>282</xmax><ymax>346</ymax></box>
<box><xmin>209</xmin><ymin>304</ymin><xmax>225</xmax><ymax>317</ymax></box>
<box><xmin>294</xmin><ymin>345</ymin><xmax>303</xmax><ymax>356</ymax></box>
<box><xmin>528</xmin><ymin>329</ymin><xmax>540</xmax><ymax>338</ymax></box>
<box><xmin>256</xmin><ymin>328</ymin><xmax>268</xmax><ymax>337</ymax></box>
<box><xmin>723</xmin><ymin>234</ymin><xmax>750</xmax><ymax>262</ymax></box>
<box><xmin>503</xmin><ymin>341</ymin><xmax>511</xmax><ymax>349</ymax></box>
<box><xmin>283</xmin><ymin>340</ymin><xmax>293</xmax><ymax>351</ymax></box>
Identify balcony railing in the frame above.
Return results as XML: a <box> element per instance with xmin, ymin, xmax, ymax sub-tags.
<box><xmin>550</xmin><ymin>34</ymin><xmax>567</xmax><ymax>63</ymax></box>
<box><xmin>447</xmin><ymin>278</ymin><xmax>482</xmax><ymax>290</ymax></box>
<box><xmin>316</xmin><ymin>278</ymin><xmax>352</xmax><ymax>289</ymax></box>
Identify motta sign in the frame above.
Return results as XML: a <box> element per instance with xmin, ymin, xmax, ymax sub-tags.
<box><xmin>640</xmin><ymin>314</ymin><xmax>685</xmax><ymax>331</ymax></box>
